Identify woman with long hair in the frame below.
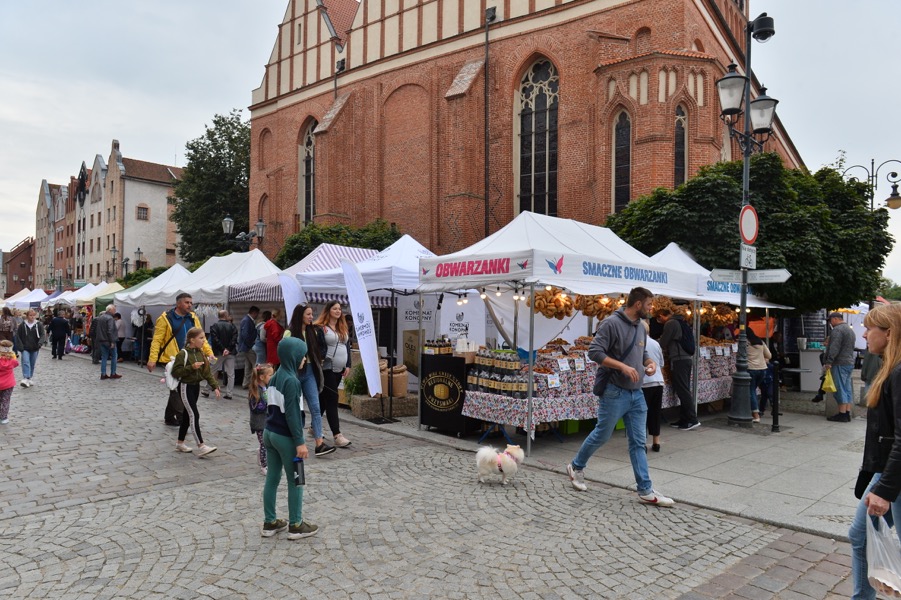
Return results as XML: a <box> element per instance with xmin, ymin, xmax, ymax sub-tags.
<box><xmin>849</xmin><ymin>303</ymin><xmax>901</xmax><ymax>598</ymax></box>
<box><xmin>287</xmin><ymin>305</ymin><xmax>335</xmax><ymax>456</ymax></box>
<box><xmin>746</xmin><ymin>329</ymin><xmax>772</xmax><ymax>424</ymax></box>
<box><xmin>0</xmin><ymin>307</ymin><xmax>16</xmax><ymax>343</ymax></box>
<box><xmin>313</xmin><ymin>301</ymin><xmax>352</xmax><ymax>448</ymax></box>
<box><xmin>264</xmin><ymin>309</ymin><xmax>285</xmax><ymax>368</ymax></box>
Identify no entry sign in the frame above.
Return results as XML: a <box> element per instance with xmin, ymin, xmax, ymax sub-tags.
<box><xmin>739</xmin><ymin>205</ymin><xmax>759</xmax><ymax>245</ymax></box>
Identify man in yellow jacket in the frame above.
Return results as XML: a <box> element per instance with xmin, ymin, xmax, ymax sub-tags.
<box><xmin>147</xmin><ymin>293</ymin><xmax>213</xmax><ymax>426</ymax></box>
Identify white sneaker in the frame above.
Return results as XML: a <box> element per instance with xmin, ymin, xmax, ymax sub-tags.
<box><xmin>566</xmin><ymin>464</ymin><xmax>587</xmax><ymax>491</ymax></box>
<box><xmin>175</xmin><ymin>443</ymin><xmax>193</xmax><ymax>453</ymax></box>
<box><xmin>638</xmin><ymin>490</ymin><xmax>675</xmax><ymax>507</ymax></box>
<box><xmin>0</xmin><ymin>419</ymin><xmax>8</xmax><ymax>424</ymax></box>
<box><xmin>196</xmin><ymin>444</ymin><xmax>217</xmax><ymax>457</ymax></box>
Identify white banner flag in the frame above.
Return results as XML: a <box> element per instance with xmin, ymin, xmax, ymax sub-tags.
<box><xmin>341</xmin><ymin>259</ymin><xmax>382</xmax><ymax>397</ymax></box>
<box><xmin>278</xmin><ymin>273</ymin><xmax>306</xmax><ymax>322</ymax></box>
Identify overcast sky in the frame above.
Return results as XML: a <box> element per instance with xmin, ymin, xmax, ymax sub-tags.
<box><xmin>2</xmin><ymin>1</ymin><xmax>900</xmax><ymax>285</ymax></box>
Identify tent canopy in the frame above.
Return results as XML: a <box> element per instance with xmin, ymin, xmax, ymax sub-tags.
<box><xmin>76</xmin><ymin>282</ymin><xmax>124</xmax><ymax>306</ymax></box>
<box><xmin>114</xmin><ymin>264</ymin><xmax>192</xmax><ymax>307</ymax></box>
<box><xmin>650</xmin><ymin>242</ymin><xmax>793</xmax><ymax>309</ymax></box>
<box><xmin>124</xmin><ymin>251</ymin><xmax>279</xmax><ymax>306</ymax></box>
<box><xmin>228</xmin><ymin>243</ymin><xmax>377</xmax><ymax>304</ymax></box>
<box><xmin>0</xmin><ymin>288</ymin><xmax>31</xmax><ymax>309</ymax></box>
<box><xmin>299</xmin><ymin>235</ymin><xmax>435</xmax><ymax>301</ymax></box>
<box><xmin>9</xmin><ymin>288</ymin><xmax>50</xmax><ymax>310</ymax></box>
<box><xmin>417</xmin><ymin>212</ymin><xmax>699</xmax><ymax>297</ymax></box>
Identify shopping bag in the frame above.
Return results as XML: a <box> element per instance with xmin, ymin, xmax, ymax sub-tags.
<box><xmin>823</xmin><ymin>369</ymin><xmax>837</xmax><ymax>393</ymax></box>
<box><xmin>866</xmin><ymin>516</ymin><xmax>901</xmax><ymax>597</ymax></box>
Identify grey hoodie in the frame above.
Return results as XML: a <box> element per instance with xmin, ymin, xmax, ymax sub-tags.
<box><xmin>588</xmin><ymin>308</ymin><xmax>649</xmax><ymax>391</ymax></box>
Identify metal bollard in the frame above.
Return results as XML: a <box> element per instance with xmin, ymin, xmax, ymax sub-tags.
<box><xmin>771</xmin><ymin>360</ymin><xmax>780</xmax><ymax>433</ymax></box>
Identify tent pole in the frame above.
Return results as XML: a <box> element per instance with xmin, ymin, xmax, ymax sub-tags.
<box><xmin>417</xmin><ymin>292</ymin><xmax>423</xmax><ymax>430</ymax></box>
<box><xmin>513</xmin><ymin>291</ymin><xmax>518</xmax><ymax>350</ymax></box>
<box><xmin>692</xmin><ymin>300</ymin><xmax>700</xmax><ymax>410</ymax></box>
<box><xmin>526</xmin><ymin>283</ymin><xmax>536</xmax><ymax>457</ymax></box>
<box><xmin>388</xmin><ymin>290</ymin><xmax>396</xmax><ymax>419</ymax></box>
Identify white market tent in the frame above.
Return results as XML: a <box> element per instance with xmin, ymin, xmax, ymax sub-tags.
<box><xmin>9</xmin><ymin>288</ymin><xmax>50</xmax><ymax>310</ymax></box>
<box><xmin>228</xmin><ymin>243</ymin><xmax>377</xmax><ymax>304</ymax></box>
<box><xmin>650</xmin><ymin>242</ymin><xmax>792</xmax><ymax>309</ymax></box>
<box><xmin>299</xmin><ymin>235</ymin><xmax>435</xmax><ymax>306</ymax></box>
<box><xmin>114</xmin><ymin>264</ymin><xmax>192</xmax><ymax>307</ymax></box>
<box><xmin>417</xmin><ymin>212</ymin><xmax>709</xmax><ymax>456</ymax></box>
<box><xmin>76</xmin><ymin>282</ymin><xmax>124</xmax><ymax>307</ymax></box>
<box><xmin>42</xmin><ymin>283</ymin><xmax>100</xmax><ymax>309</ymax></box>
<box><xmin>0</xmin><ymin>288</ymin><xmax>32</xmax><ymax>309</ymax></box>
<box><xmin>125</xmin><ymin>250</ymin><xmax>279</xmax><ymax>307</ymax></box>
<box><xmin>418</xmin><ymin>212</ymin><xmax>700</xmax><ymax>297</ymax></box>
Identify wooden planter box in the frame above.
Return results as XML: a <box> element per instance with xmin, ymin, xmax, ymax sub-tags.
<box><xmin>350</xmin><ymin>394</ymin><xmax>418</xmax><ymax>420</ymax></box>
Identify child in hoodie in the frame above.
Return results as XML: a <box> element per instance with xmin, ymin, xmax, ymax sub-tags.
<box><xmin>0</xmin><ymin>340</ymin><xmax>19</xmax><ymax>424</ymax></box>
<box><xmin>261</xmin><ymin>335</ymin><xmax>318</xmax><ymax>540</ymax></box>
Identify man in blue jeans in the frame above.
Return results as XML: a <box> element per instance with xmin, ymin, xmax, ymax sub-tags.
<box><xmin>824</xmin><ymin>311</ymin><xmax>856</xmax><ymax>422</ymax></box>
<box><xmin>566</xmin><ymin>287</ymin><xmax>674</xmax><ymax>506</ymax></box>
<box><xmin>93</xmin><ymin>305</ymin><xmax>121</xmax><ymax>380</ymax></box>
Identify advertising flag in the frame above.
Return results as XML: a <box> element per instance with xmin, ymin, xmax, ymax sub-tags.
<box><xmin>341</xmin><ymin>259</ymin><xmax>382</xmax><ymax>397</ymax></box>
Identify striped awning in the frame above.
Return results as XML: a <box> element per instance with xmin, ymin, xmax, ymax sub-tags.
<box><xmin>228</xmin><ymin>243</ymin><xmax>377</xmax><ymax>304</ymax></box>
<box><xmin>305</xmin><ymin>292</ymin><xmax>396</xmax><ymax>308</ymax></box>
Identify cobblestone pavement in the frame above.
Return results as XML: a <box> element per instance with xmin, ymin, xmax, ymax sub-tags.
<box><xmin>0</xmin><ymin>355</ymin><xmax>854</xmax><ymax>598</ymax></box>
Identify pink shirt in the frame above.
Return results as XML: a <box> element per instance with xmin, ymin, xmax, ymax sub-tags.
<box><xmin>0</xmin><ymin>355</ymin><xmax>20</xmax><ymax>390</ymax></box>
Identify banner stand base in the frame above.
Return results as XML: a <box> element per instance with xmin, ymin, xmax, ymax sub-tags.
<box><xmin>367</xmin><ymin>416</ymin><xmax>399</xmax><ymax>424</ymax></box>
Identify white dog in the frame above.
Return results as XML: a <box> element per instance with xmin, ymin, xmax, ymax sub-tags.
<box><xmin>476</xmin><ymin>444</ymin><xmax>525</xmax><ymax>485</ymax></box>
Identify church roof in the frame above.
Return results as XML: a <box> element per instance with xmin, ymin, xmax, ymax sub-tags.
<box><xmin>322</xmin><ymin>0</ymin><xmax>359</xmax><ymax>45</ymax></box>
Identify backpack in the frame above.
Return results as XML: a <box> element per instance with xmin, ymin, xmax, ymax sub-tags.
<box><xmin>165</xmin><ymin>349</ymin><xmax>187</xmax><ymax>390</ymax></box>
<box><xmin>678</xmin><ymin>319</ymin><xmax>696</xmax><ymax>355</ymax></box>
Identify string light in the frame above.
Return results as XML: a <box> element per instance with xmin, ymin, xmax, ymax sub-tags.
<box><xmin>495</xmin><ymin>287</ymin><xmax>502</xmax><ymax>297</ymax></box>
<box><xmin>479</xmin><ymin>288</ymin><xmax>487</xmax><ymax>299</ymax></box>
<box><xmin>545</xmin><ymin>285</ymin><xmax>552</xmax><ymax>291</ymax></box>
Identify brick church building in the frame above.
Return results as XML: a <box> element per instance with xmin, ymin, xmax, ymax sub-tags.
<box><xmin>249</xmin><ymin>0</ymin><xmax>803</xmax><ymax>256</ymax></box>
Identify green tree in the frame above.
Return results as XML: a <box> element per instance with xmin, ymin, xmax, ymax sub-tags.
<box><xmin>169</xmin><ymin>109</ymin><xmax>250</xmax><ymax>263</ymax></box>
<box><xmin>274</xmin><ymin>219</ymin><xmax>403</xmax><ymax>268</ymax></box>
<box><xmin>605</xmin><ymin>153</ymin><xmax>893</xmax><ymax>313</ymax></box>
<box><xmin>878</xmin><ymin>277</ymin><xmax>901</xmax><ymax>301</ymax></box>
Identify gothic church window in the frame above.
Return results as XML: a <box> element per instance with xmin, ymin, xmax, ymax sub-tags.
<box><xmin>299</xmin><ymin>120</ymin><xmax>317</xmax><ymax>225</ymax></box>
<box><xmin>674</xmin><ymin>106</ymin><xmax>687</xmax><ymax>186</ymax></box>
<box><xmin>613</xmin><ymin>112</ymin><xmax>631</xmax><ymax>212</ymax></box>
<box><xmin>516</xmin><ymin>60</ymin><xmax>559</xmax><ymax>216</ymax></box>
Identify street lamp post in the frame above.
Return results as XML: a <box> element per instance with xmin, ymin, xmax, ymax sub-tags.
<box><xmin>716</xmin><ymin>12</ymin><xmax>779</xmax><ymax>428</ymax></box>
<box><xmin>222</xmin><ymin>215</ymin><xmax>266</xmax><ymax>251</ymax></box>
<box><xmin>134</xmin><ymin>247</ymin><xmax>144</xmax><ymax>270</ymax></box>
<box><xmin>110</xmin><ymin>246</ymin><xmax>119</xmax><ymax>278</ymax></box>
<box><xmin>122</xmin><ymin>257</ymin><xmax>130</xmax><ymax>278</ymax></box>
<box><xmin>842</xmin><ymin>159</ymin><xmax>901</xmax><ymax>210</ymax></box>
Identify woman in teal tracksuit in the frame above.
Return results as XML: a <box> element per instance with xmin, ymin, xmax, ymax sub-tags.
<box><xmin>260</xmin><ymin>335</ymin><xmax>319</xmax><ymax>540</ymax></box>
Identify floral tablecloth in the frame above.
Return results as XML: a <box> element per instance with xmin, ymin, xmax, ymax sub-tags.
<box><xmin>662</xmin><ymin>376</ymin><xmax>733</xmax><ymax>408</ymax></box>
<box><xmin>463</xmin><ymin>391</ymin><xmax>598</xmax><ymax>438</ymax></box>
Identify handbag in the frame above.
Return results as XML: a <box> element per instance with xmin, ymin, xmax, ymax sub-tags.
<box><xmin>165</xmin><ymin>349</ymin><xmax>187</xmax><ymax>391</ymax></box>
<box><xmin>592</xmin><ymin>325</ymin><xmax>640</xmax><ymax>397</ymax></box>
<box><xmin>866</xmin><ymin>516</ymin><xmax>901</xmax><ymax>597</ymax></box>
<box><xmin>823</xmin><ymin>369</ymin><xmax>837</xmax><ymax>393</ymax></box>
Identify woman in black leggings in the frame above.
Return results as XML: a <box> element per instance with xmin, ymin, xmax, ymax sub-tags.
<box><xmin>313</xmin><ymin>301</ymin><xmax>352</xmax><ymax>448</ymax></box>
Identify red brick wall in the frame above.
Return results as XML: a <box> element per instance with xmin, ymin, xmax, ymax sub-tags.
<box><xmin>250</xmin><ymin>0</ymin><xmax>797</xmax><ymax>256</ymax></box>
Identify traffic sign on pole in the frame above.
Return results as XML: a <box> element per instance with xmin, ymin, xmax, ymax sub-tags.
<box><xmin>739</xmin><ymin>205</ymin><xmax>759</xmax><ymax>245</ymax></box>
<box><xmin>710</xmin><ymin>269</ymin><xmax>742</xmax><ymax>283</ymax></box>
<box><xmin>740</xmin><ymin>244</ymin><xmax>756</xmax><ymax>269</ymax></box>
<box><xmin>746</xmin><ymin>269</ymin><xmax>791</xmax><ymax>284</ymax></box>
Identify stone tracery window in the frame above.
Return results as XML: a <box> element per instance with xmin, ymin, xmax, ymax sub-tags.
<box><xmin>613</xmin><ymin>112</ymin><xmax>631</xmax><ymax>212</ymax></box>
<box><xmin>299</xmin><ymin>120</ymin><xmax>317</xmax><ymax>225</ymax></box>
<box><xmin>674</xmin><ymin>105</ymin><xmax>688</xmax><ymax>186</ymax></box>
<box><xmin>516</xmin><ymin>60</ymin><xmax>559</xmax><ymax>216</ymax></box>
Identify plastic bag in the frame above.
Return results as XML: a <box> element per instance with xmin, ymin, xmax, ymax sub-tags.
<box><xmin>866</xmin><ymin>516</ymin><xmax>901</xmax><ymax>597</ymax></box>
<box><xmin>823</xmin><ymin>369</ymin><xmax>837</xmax><ymax>393</ymax></box>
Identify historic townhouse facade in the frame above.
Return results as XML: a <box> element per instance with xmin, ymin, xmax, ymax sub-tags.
<box><xmin>4</xmin><ymin>237</ymin><xmax>34</xmax><ymax>296</ymax></box>
<box><xmin>249</xmin><ymin>0</ymin><xmax>803</xmax><ymax>256</ymax></box>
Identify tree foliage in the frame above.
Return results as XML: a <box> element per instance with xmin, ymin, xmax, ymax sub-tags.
<box><xmin>878</xmin><ymin>277</ymin><xmax>901</xmax><ymax>301</ymax></box>
<box><xmin>274</xmin><ymin>219</ymin><xmax>403</xmax><ymax>268</ymax></box>
<box><xmin>169</xmin><ymin>109</ymin><xmax>250</xmax><ymax>263</ymax></box>
<box><xmin>605</xmin><ymin>153</ymin><xmax>893</xmax><ymax>313</ymax></box>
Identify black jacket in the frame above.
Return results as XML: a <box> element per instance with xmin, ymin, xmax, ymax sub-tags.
<box><xmin>209</xmin><ymin>320</ymin><xmax>238</xmax><ymax>355</ymax></box>
<box><xmin>15</xmin><ymin>321</ymin><xmax>44</xmax><ymax>352</ymax></box>
<box><xmin>48</xmin><ymin>316</ymin><xmax>71</xmax><ymax>339</ymax></box>
<box><xmin>862</xmin><ymin>363</ymin><xmax>901</xmax><ymax>501</ymax></box>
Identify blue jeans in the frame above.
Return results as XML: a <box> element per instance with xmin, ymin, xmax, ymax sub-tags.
<box><xmin>298</xmin><ymin>364</ymin><xmax>323</xmax><ymax>440</ymax></box>
<box><xmin>20</xmin><ymin>350</ymin><xmax>39</xmax><ymax>379</ymax></box>
<box><xmin>849</xmin><ymin>473</ymin><xmax>901</xmax><ymax>599</ymax></box>
<box><xmin>749</xmin><ymin>369</ymin><xmax>767</xmax><ymax>412</ymax></box>
<box><xmin>832</xmin><ymin>364</ymin><xmax>854</xmax><ymax>405</ymax></box>
<box><xmin>100</xmin><ymin>344</ymin><xmax>117</xmax><ymax>376</ymax></box>
<box><xmin>572</xmin><ymin>384</ymin><xmax>652</xmax><ymax>495</ymax></box>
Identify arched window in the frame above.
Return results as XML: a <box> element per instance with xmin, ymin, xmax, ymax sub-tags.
<box><xmin>613</xmin><ymin>112</ymin><xmax>631</xmax><ymax>212</ymax></box>
<box><xmin>516</xmin><ymin>60</ymin><xmax>559</xmax><ymax>216</ymax></box>
<box><xmin>259</xmin><ymin>129</ymin><xmax>272</xmax><ymax>170</ymax></box>
<box><xmin>299</xmin><ymin>120</ymin><xmax>317</xmax><ymax>225</ymax></box>
<box><xmin>674</xmin><ymin>106</ymin><xmax>687</xmax><ymax>186</ymax></box>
